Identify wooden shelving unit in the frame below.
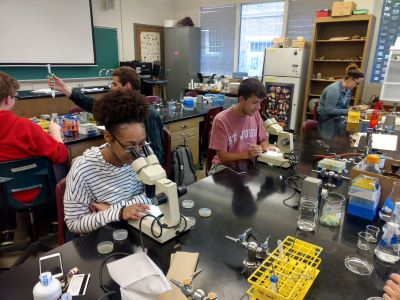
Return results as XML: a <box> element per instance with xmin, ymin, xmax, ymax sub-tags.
<box><xmin>301</xmin><ymin>15</ymin><xmax>375</xmax><ymax>126</ymax></box>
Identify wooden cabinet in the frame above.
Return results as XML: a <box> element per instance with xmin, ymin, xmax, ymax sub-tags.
<box><xmin>166</xmin><ymin>116</ymin><xmax>203</xmax><ymax>166</ymax></box>
<box><xmin>301</xmin><ymin>15</ymin><xmax>374</xmax><ymax>126</ymax></box>
<box><xmin>67</xmin><ymin>137</ymin><xmax>104</xmax><ymax>163</ymax></box>
<box><xmin>13</xmin><ymin>93</ymin><xmax>104</xmax><ymax>118</ymax></box>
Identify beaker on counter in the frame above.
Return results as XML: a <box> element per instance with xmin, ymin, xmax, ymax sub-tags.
<box><xmin>320</xmin><ymin>192</ymin><xmax>346</xmax><ymax>227</ymax></box>
<box><xmin>297</xmin><ymin>196</ymin><xmax>319</xmax><ymax>232</ymax></box>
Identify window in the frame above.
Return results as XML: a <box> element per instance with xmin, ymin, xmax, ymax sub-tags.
<box><xmin>371</xmin><ymin>0</ymin><xmax>400</xmax><ymax>83</ymax></box>
<box><xmin>238</xmin><ymin>1</ymin><xmax>285</xmax><ymax>77</ymax></box>
<box><xmin>200</xmin><ymin>5</ymin><xmax>236</xmax><ymax>75</ymax></box>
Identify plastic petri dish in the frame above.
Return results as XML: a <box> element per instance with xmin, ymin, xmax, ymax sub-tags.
<box><xmin>186</xmin><ymin>216</ymin><xmax>196</xmax><ymax>228</ymax></box>
<box><xmin>199</xmin><ymin>208</ymin><xmax>212</xmax><ymax>218</ymax></box>
<box><xmin>182</xmin><ymin>199</ymin><xmax>195</xmax><ymax>209</ymax></box>
<box><xmin>113</xmin><ymin>229</ymin><xmax>128</xmax><ymax>241</ymax></box>
<box><xmin>97</xmin><ymin>241</ymin><xmax>114</xmax><ymax>255</ymax></box>
<box><xmin>344</xmin><ymin>255</ymin><xmax>374</xmax><ymax>276</ymax></box>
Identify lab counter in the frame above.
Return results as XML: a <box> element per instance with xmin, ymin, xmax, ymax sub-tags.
<box><xmin>1</xmin><ymin>125</ymin><xmax>399</xmax><ymax>299</ymax></box>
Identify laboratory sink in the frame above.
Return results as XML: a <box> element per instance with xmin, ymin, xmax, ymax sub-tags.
<box><xmin>81</xmin><ymin>85</ymin><xmax>111</xmax><ymax>93</ymax></box>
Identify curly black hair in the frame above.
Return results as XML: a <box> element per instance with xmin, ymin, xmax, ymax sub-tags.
<box><xmin>93</xmin><ymin>89</ymin><xmax>149</xmax><ymax>134</ymax></box>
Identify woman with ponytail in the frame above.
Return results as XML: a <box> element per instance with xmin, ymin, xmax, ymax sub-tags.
<box><xmin>317</xmin><ymin>63</ymin><xmax>368</xmax><ymax>122</ymax></box>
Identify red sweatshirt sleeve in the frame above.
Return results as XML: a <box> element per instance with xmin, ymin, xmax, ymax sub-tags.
<box><xmin>23</xmin><ymin>119</ymin><xmax>69</xmax><ymax>164</ymax></box>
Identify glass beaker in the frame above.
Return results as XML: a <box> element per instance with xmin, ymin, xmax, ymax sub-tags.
<box><xmin>320</xmin><ymin>192</ymin><xmax>346</xmax><ymax>227</ymax></box>
<box><xmin>297</xmin><ymin>196</ymin><xmax>319</xmax><ymax>232</ymax></box>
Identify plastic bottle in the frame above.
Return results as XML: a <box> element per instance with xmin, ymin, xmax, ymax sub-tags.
<box><xmin>379</xmin><ymin>181</ymin><xmax>400</xmax><ymax>221</ymax></box>
<box><xmin>362</xmin><ymin>154</ymin><xmax>382</xmax><ymax>174</ymax></box>
<box><xmin>374</xmin><ymin>222</ymin><xmax>400</xmax><ymax>264</ymax></box>
<box><xmin>270</xmin><ymin>275</ymin><xmax>279</xmax><ymax>293</ymax></box>
<box><xmin>33</xmin><ymin>272</ymin><xmax>62</xmax><ymax>300</ymax></box>
<box><xmin>369</xmin><ymin>109</ymin><xmax>379</xmax><ymax>128</ymax></box>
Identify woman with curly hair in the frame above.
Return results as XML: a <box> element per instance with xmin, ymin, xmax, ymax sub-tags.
<box><xmin>64</xmin><ymin>90</ymin><xmax>152</xmax><ymax>235</ymax></box>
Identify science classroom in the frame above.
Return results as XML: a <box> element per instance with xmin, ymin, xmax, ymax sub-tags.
<box><xmin>0</xmin><ymin>1</ymin><xmax>400</xmax><ymax>299</ymax></box>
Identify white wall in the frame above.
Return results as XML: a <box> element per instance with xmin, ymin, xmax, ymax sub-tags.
<box><xmin>91</xmin><ymin>0</ymin><xmax>173</xmax><ymax>61</ymax></box>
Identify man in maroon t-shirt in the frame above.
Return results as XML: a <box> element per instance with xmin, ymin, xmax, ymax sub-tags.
<box><xmin>209</xmin><ymin>78</ymin><xmax>278</xmax><ymax>174</ymax></box>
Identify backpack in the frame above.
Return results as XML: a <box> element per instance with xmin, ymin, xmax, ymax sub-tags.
<box><xmin>171</xmin><ymin>145</ymin><xmax>196</xmax><ymax>186</ymax></box>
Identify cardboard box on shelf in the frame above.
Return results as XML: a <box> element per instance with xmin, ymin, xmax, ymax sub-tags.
<box><xmin>292</xmin><ymin>40</ymin><xmax>307</xmax><ymax>48</ymax></box>
<box><xmin>351</xmin><ymin>158</ymin><xmax>400</xmax><ymax>207</ymax></box>
<box><xmin>332</xmin><ymin>1</ymin><xmax>357</xmax><ymax>17</ymax></box>
<box><xmin>272</xmin><ymin>37</ymin><xmax>292</xmax><ymax>48</ymax></box>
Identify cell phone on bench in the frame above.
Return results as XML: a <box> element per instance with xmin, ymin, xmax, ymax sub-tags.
<box><xmin>39</xmin><ymin>253</ymin><xmax>64</xmax><ymax>279</ymax></box>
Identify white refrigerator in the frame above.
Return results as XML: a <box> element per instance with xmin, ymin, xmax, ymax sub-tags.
<box><xmin>262</xmin><ymin>48</ymin><xmax>309</xmax><ymax>133</ymax></box>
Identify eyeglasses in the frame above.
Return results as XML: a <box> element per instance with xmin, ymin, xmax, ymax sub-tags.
<box><xmin>111</xmin><ymin>134</ymin><xmax>149</xmax><ymax>154</ymax></box>
<box><xmin>352</xmin><ymin>78</ymin><xmax>362</xmax><ymax>85</ymax></box>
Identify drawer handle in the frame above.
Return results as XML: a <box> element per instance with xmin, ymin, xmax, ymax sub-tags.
<box><xmin>180</xmin><ymin>124</ymin><xmax>187</xmax><ymax>129</ymax></box>
<box><xmin>180</xmin><ymin>133</ymin><xmax>188</xmax><ymax>137</ymax></box>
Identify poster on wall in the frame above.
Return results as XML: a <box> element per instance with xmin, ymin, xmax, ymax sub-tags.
<box><xmin>264</xmin><ymin>82</ymin><xmax>294</xmax><ymax>129</ymax></box>
<box><xmin>140</xmin><ymin>32</ymin><xmax>161</xmax><ymax>62</ymax></box>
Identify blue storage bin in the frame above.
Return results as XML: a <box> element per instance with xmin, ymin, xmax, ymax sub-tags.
<box><xmin>347</xmin><ymin>201</ymin><xmax>378</xmax><ymax>221</ymax></box>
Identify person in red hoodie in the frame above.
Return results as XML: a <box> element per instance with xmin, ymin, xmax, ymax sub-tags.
<box><xmin>0</xmin><ymin>71</ymin><xmax>68</xmax><ymax>246</ymax></box>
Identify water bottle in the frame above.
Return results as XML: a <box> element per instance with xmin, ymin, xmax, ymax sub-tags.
<box><xmin>33</xmin><ymin>272</ymin><xmax>62</xmax><ymax>300</ymax></box>
<box><xmin>374</xmin><ymin>222</ymin><xmax>400</xmax><ymax>264</ymax></box>
<box><xmin>379</xmin><ymin>181</ymin><xmax>400</xmax><ymax>221</ymax></box>
<box><xmin>362</xmin><ymin>154</ymin><xmax>382</xmax><ymax>174</ymax></box>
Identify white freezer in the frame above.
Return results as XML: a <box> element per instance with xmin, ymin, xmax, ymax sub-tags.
<box><xmin>263</xmin><ymin>48</ymin><xmax>309</xmax><ymax>78</ymax></box>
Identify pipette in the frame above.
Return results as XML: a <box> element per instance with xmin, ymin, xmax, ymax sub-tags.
<box><xmin>47</xmin><ymin>64</ymin><xmax>55</xmax><ymax>98</ymax></box>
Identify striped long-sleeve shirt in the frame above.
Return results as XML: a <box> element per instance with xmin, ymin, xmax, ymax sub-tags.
<box><xmin>64</xmin><ymin>144</ymin><xmax>152</xmax><ymax>234</ymax></box>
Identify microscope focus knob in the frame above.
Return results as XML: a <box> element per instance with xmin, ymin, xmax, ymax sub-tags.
<box><xmin>153</xmin><ymin>192</ymin><xmax>168</xmax><ymax>206</ymax></box>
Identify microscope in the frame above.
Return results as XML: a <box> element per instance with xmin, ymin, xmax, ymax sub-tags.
<box><xmin>128</xmin><ymin>144</ymin><xmax>190</xmax><ymax>243</ymax></box>
<box><xmin>257</xmin><ymin>118</ymin><xmax>294</xmax><ymax>168</ymax></box>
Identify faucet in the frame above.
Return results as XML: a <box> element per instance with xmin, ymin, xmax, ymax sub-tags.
<box><xmin>98</xmin><ymin>69</ymin><xmax>107</xmax><ymax>78</ymax></box>
<box><xmin>105</xmin><ymin>69</ymin><xmax>114</xmax><ymax>78</ymax></box>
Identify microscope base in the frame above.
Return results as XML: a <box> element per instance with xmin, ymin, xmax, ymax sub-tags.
<box><xmin>129</xmin><ymin>211</ymin><xmax>191</xmax><ymax>244</ymax></box>
<box><xmin>258</xmin><ymin>152</ymin><xmax>293</xmax><ymax>168</ymax></box>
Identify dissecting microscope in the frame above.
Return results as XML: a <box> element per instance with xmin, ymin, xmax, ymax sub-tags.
<box><xmin>257</xmin><ymin>118</ymin><xmax>294</xmax><ymax>168</ymax></box>
<box><xmin>128</xmin><ymin>144</ymin><xmax>190</xmax><ymax>243</ymax></box>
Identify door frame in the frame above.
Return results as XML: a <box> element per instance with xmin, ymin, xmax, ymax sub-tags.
<box><xmin>133</xmin><ymin>23</ymin><xmax>165</xmax><ymax>68</ymax></box>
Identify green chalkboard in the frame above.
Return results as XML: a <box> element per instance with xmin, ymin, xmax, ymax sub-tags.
<box><xmin>0</xmin><ymin>27</ymin><xmax>119</xmax><ymax>80</ymax></box>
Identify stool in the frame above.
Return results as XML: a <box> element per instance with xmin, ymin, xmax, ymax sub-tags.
<box><xmin>143</xmin><ymin>79</ymin><xmax>168</xmax><ymax>101</ymax></box>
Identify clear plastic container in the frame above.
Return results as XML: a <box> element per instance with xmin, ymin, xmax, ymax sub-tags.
<box><xmin>362</xmin><ymin>154</ymin><xmax>382</xmax><ymax>174</ymax></box>
<box><xmin>379</xmin><ymin>181</ymin><xmax>400</xmax><ymax>221</ymax></box>
<box><xmin>348</xmin><ymin>175</ymin><xmax>381</xmax><ymax>220</ymax></box>
<box><xmin>320</xmin><ymin>192</ymin><xmax>346</xmax><ymax>227</ymax></box>
<box><xmin>374</xmin><ymin>222</ymin><xmax>400</xmax><ymax>264</ymax></box>
<box><xmin>297</xmin><ymin>196</ymin><xmax>318</xmax><ymax>232</ymax></box>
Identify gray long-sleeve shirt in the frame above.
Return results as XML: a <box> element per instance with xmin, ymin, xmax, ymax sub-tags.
<box><xmin>317</xmin><ymin>80</ymin><xmax>351</xmax><ymax>119</ymax></box>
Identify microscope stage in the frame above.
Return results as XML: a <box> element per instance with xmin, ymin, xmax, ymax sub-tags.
<box><xmin>129</xmin><ymin>205</ymin><xmax>191</xmax><ymax>243</ymax></box>
<box><xmin>257</xmin><ymin>152</ymin><xmax>292</xmax><ymax>168</ymax></box>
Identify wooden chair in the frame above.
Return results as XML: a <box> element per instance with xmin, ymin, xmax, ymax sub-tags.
<box><xmin>301</xmin><ymin>102</ymin><xmax>319</xmax><ymax>132</ymax></box>
<box><xmin>199</xmin><ymin>107</ymin><xmax>223</xmax><ymax>169</ymax></box>
<box><xmin>185</xmin><ymin>91</ymin><xmax>198</xmax><ymax>97</ymax></box>
<box><xmin>146</xmin><ymin>95</ymin><xmax>161</xmax><ymax>105</ymax></box>
<box><xmin>70</xmin><ymin>106</ymin><xmax>84</xmax><ymax>114</ymax></box>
